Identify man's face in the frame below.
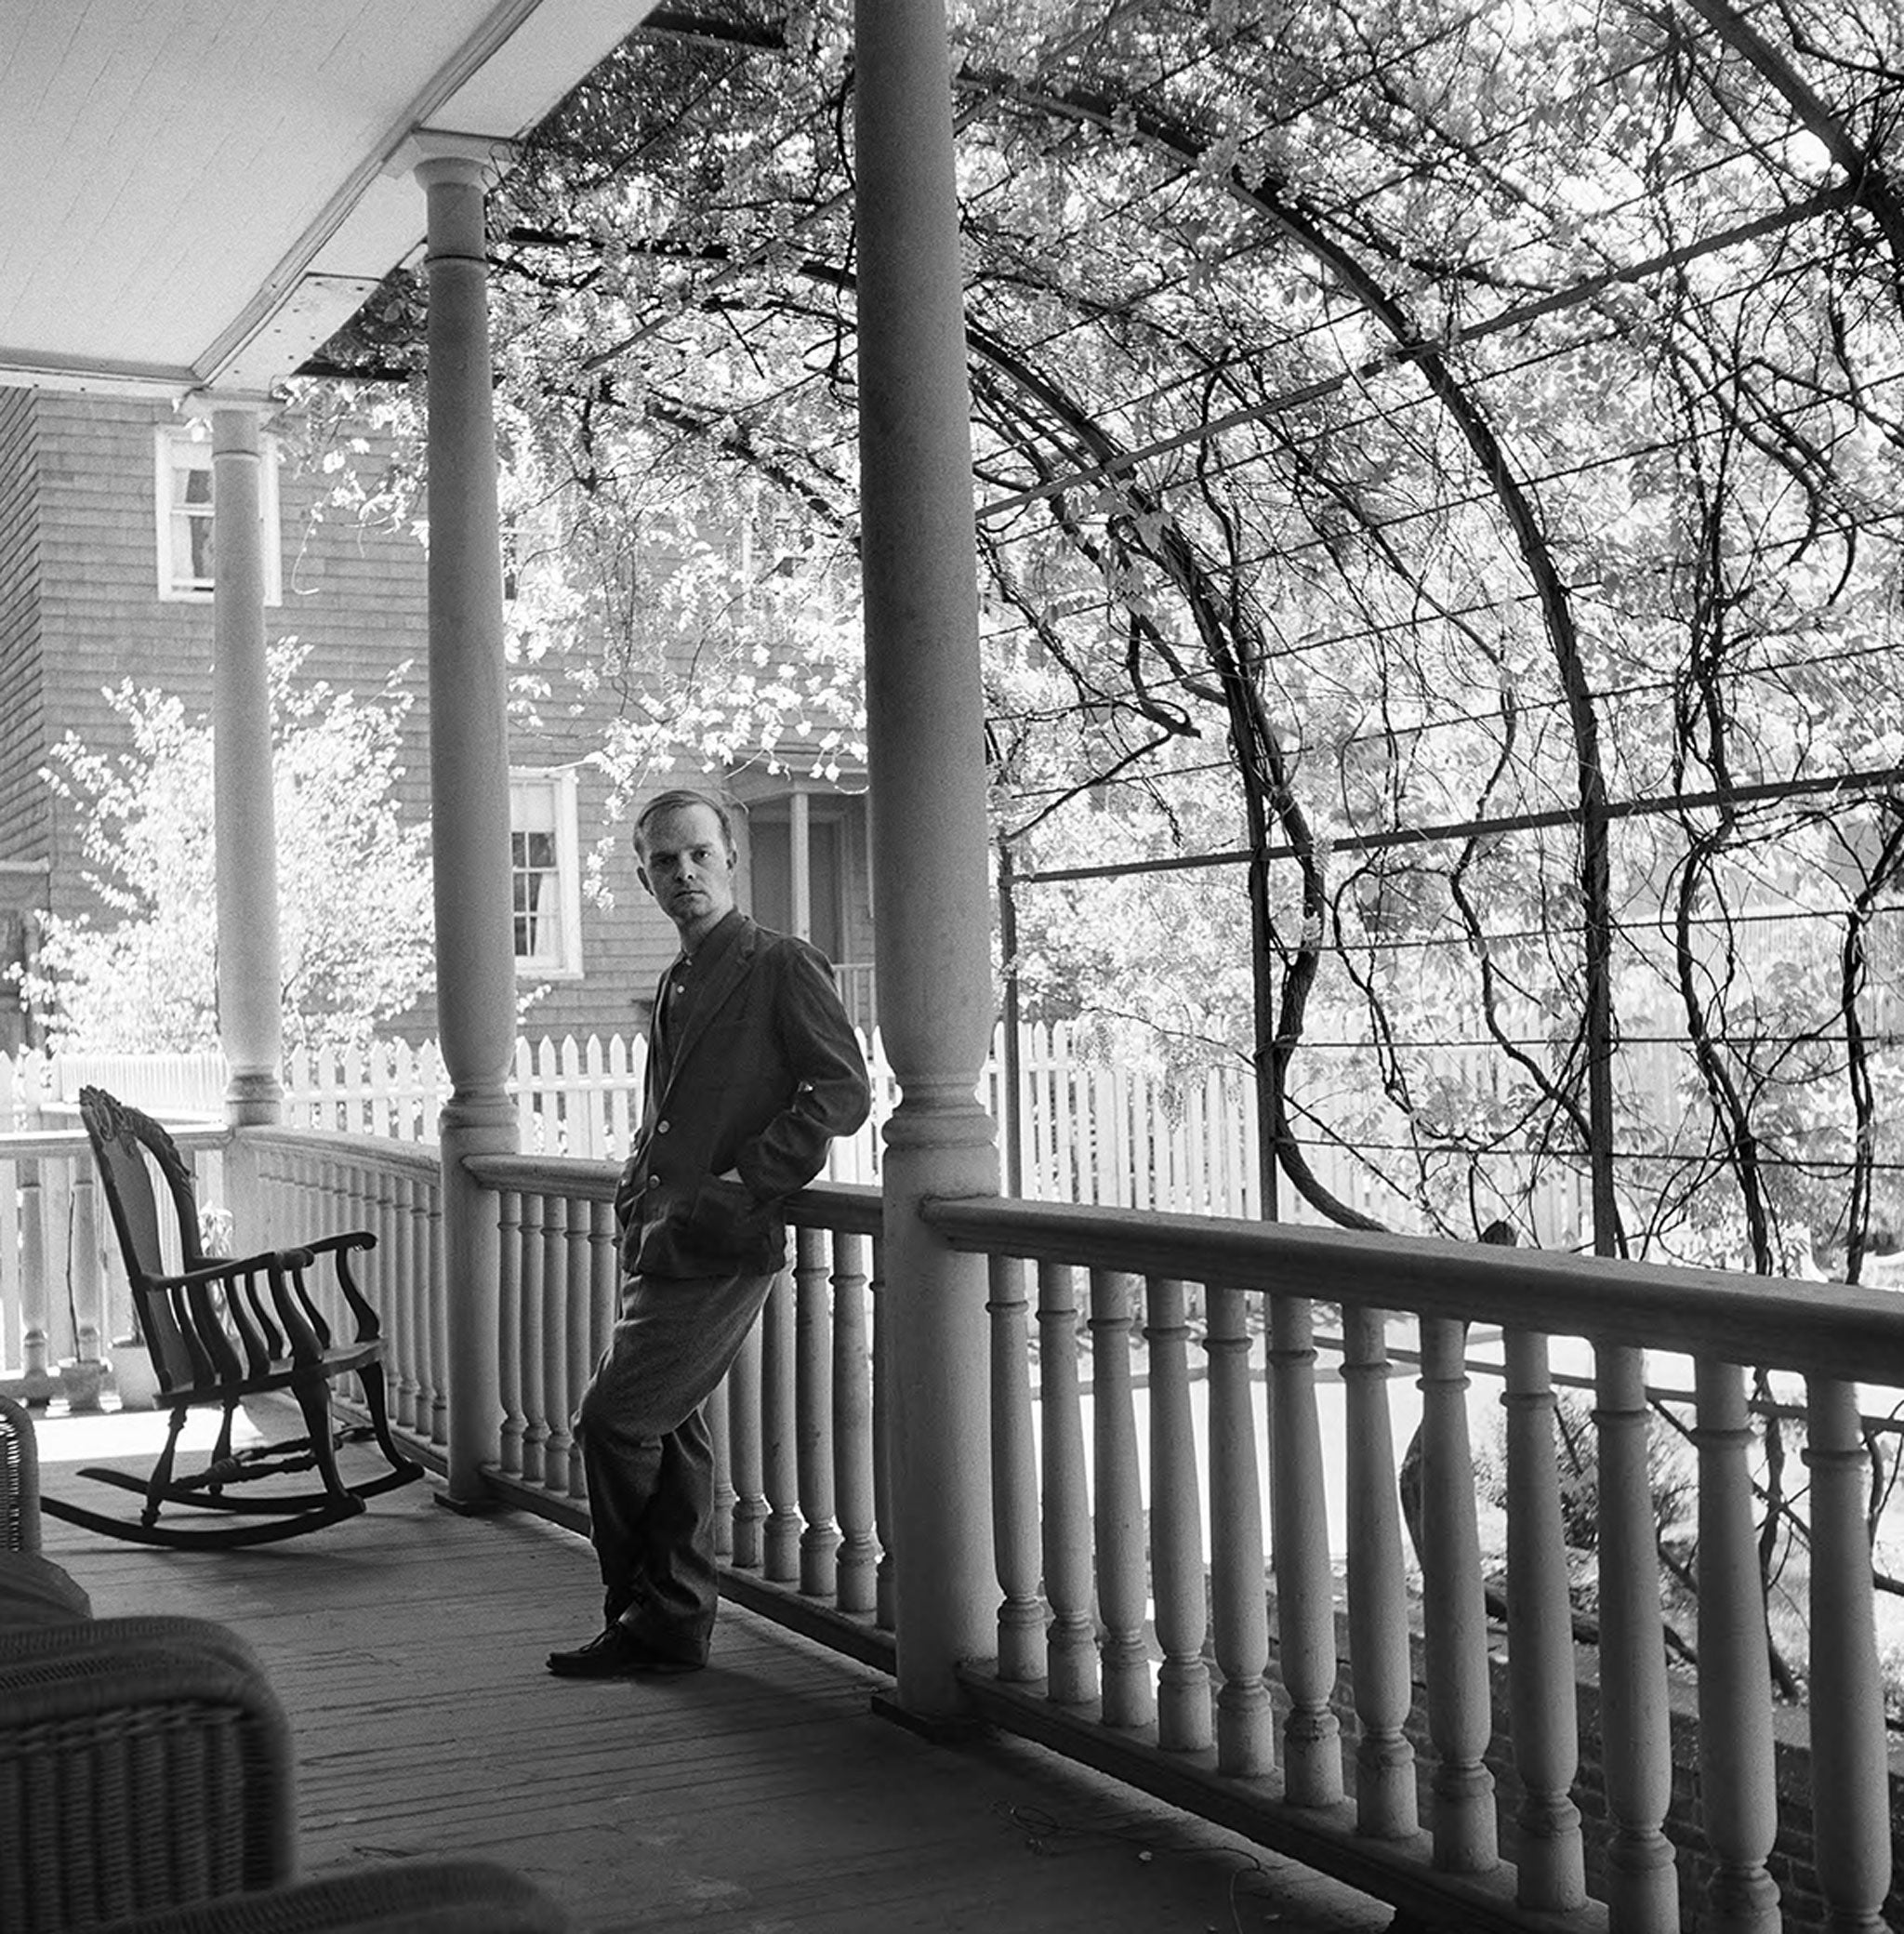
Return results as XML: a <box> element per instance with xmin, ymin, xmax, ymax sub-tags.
<box><xmin>636</xmin><ymin>802</ymin><xmax>738</xmax><ymax>947</ymax></box>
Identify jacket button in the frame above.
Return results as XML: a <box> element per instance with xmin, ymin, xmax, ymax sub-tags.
<box><xmin>647</xmin><ymin>1174</ymin><xmax>661</xmax><ymax>1189</ymax></box>
<box><xmin>656</xmin><ymin>1119</ymin><xmax>670</xmax><ymax>1134</ymax></box>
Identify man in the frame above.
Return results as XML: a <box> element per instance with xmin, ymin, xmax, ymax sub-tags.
<box><xmin>548</xmin><ymin>788</ymin><xmax>871</xmax><ymax>1677</ymax></box>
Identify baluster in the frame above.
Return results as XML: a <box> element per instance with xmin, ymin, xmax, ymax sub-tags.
<box><xmin>411</xmin><ymin>1172</ymin><xmax>436</xmax><ymax>1433</ymax></box>
<box><xmin>370</xmin><ymin>1168</ymin><xmax>400</xmax><ymax>1420</ymax></box>
<box><xmin>1594</xmin><ymin>1341</ymin><xmax>1680</xmax><ymax>1927</ymax></box>
<box><xmin>794</xmin><ymin>1227</ymin><xmax>839</xmax><ymax>1596</ymax></box>
<box><xmin>406</xmin><ymin>1173</ymin><xmax>432</xmax><ymax>1437</ymax></box>
<box><xmin>1269</xmin><ymin>1293</ymin><xmax>1342</xmax><ymax>1805</ymax></box>
<box><xmin>1417</xmin><ymin>1315</ymin><xmax>1497</xmax><ymax>1872</ymax></box>
<box><xmin>39</xmin><ymin>1159</ymin><xmax>73</xmax><ymax>1366</ymax></box>
<box><xmin>588</xmin><ymin>1198</ymin><xmax>617</xmax><ymax>1352</ymax></box>
<box><xmin>1145</xmin><ymin>1275</ymin><xmax>1210</xmax><ymax>1751</ymax></box>
<box><xmin>727</xmin><ymin>1311</ymin><xmax>766</xmax><ymax>1570</ymax></box>
<box><xmin>708</xmin><ymin>1366</ymin><xmax>734</xmax><ymax>1558</ymax></box>
<box><xmin>20</xmin><ymin>1160</ymin><xmax>48</xmax><ymax>1380</ymax></box>
<box><xmin>871</xmin><ymin>1239</ymin><xmax>896</xmax><ymax>1631</ymax></box>
<box><xmin>1691</xmin><ymin>1359</ymin><xmax>1780</xmax><ymax>1930</ymax></box>
<box><xmin>1038</xmin><ymin>1261</ymin><xmax>1097</xmax><ymax>1705</ymax></box>
<box><xmin>832</xmin><ymin>1230</ymin><xmax>878</xmax><ymax>1616</ymax></box>
<box><xmin>314</xmin><ymin>1155</ymin><xmax>338</xmax><ymax>1328</ymax></box>
<box><xmin>760</xmin><ymin>1266</ymin><xmax>800</xmax><ymax>1582</ymax></box>
<box><xmin>496</xmin><ymin>1190</ymin><xmax>524</xmax><ymax>1477</ymax></box>
<box><xmin>561</xmin><ymin>1197</ymin><xmax>593</xmax><ymax>1501</ymax></box>
<box><xmin>989</xmin><ymin>1252</ymin><xmax>1043</xmax><ymax>1678</ymax></box>
<box><xmin>1805</xmin><ymin>1376</ymin><xmax>1892</xmax><ymax>1931</ymax></box>
<box><xmin>1091</xmin><ymin>1268</ymin><xmax>1153</xmax><ymax>1728</ymax></box>
<box><xmin>0</xmin><ymin>1149</ymin><xmax>17</xmax><ymax>1375</ymax></box>
<box><xmin>517</xmin><ymin>1194</ymin><xmax>548</xmax><ymax>1486</ymax></box>
<box><xmin>428</xmin><ymin>1182</ymin><xmax>448</xmax><ymax>1448</ymax></box>
<box><xmin>540</xmin><ymin>1196</ymin><xmax>572</xmax><ymax>1495</ymax></box>
<box><xmin>1503</xmin><ymin>1326</ymin><xmax>1586</xmax><ymax>1910</ymax></box>
<box><xmin>1206</xmin><ymin>1284</ymin><xmax>1273</xmax><ymax>1775</ymax></box>
<box><xmin>69</xmin><ymin>1167</ymin><xmax>104</xmax><ymax>1371</ymax></box>
<box><xmin>1341</xmin><ymin>1305</ymin><xmax>1416</xmax><ymax>1836</ymax></box>
<box><xmin>388</xmin><ymin>1172</ymin><xmax>414</xmax><ymax>1430</ymax></box>
<box><xmin>579</xmin><ymin>1199</ymin><xmax>615</xmax><ymax>1503</ymax></box>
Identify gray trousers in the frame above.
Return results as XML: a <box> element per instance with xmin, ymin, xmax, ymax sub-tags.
<box><xmin>575</xmin><ymin>1264</ymin><xmax>777</xmax><ymax>1662</ymax></box>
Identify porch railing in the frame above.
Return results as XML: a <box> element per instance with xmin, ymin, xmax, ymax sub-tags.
<box><xmin>0</xmin><ymin>1124</ymin><xmax>227</xmax><ymax>1401</ymax></box>
<box><xmin>243</xmin><ymin>1128</ymin><xmax>447</xmax><ymax>1452</ymax></box>
<box><xmin>30</xmin><ymin>1119</ymin><xmax>1903</xmax><ymax>1931</ymax></box>
<box><xmin>425</xmin><ymin>1144</ymin><xmax>1897</xmax><ymax>1932</ymax></box>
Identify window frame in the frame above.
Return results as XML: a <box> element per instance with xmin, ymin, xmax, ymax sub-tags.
<box><xmin>509</xmin><ymin>768</ymin><xmax>585</xmax><ymax>980</ymax></box>
<box><xmin>153</xmin><ymin>426</ymin><xmax>283</xmax><ymax>603</ymax></box>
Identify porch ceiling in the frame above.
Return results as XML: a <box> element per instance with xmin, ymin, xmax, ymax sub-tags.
<box><xmin>0</xmin><ymin>0</ymin><xmax>655</xmax><ymax>400</ymax></box>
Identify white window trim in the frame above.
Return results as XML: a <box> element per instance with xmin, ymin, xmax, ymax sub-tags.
<box><xmin>510</xmin><ymin>768</ymin><xmax>585</xmax><ymax>979</ymax></box>
<box><xmin>153</xmin><ymin>427</ymin><xmax>283</xmax><ymax>603</ymax></box>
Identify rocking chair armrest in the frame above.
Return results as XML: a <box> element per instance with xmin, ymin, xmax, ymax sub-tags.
<box><xmin>298</xmin><ymin>1231</ymin><xmax>375</xmax><ymax>1260</ymax></box>
<box><xmin>137</xmin><ymin>1252</ymin><xmax>328</xmax><ymax>1371</ymax></box>
<box><xmin>147</xmin><ymin>1248</ymin><xmax>318</xmax><ymax>1294</ymax></box>
<box><xmin>290</xmin><ymin>1229</ymin><xmax>382</xmax><ymax>1337</ymax></box>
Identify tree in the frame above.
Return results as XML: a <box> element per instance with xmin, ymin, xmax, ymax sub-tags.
<box><xmin>302</xmin><ymin>0</ymin><xmax>1904</xmax><ymax>1278</ymax></box>
<box><xmin>21</xmin><ymin>645</ymin><xmax>434</xmax><ymax>1056</ymax></box>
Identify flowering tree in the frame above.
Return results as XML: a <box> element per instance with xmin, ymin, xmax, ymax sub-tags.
<box><xmin>302</xmin><ymin>0</ymin><xmax>1904</xmax><ymax>1274</ymax></box>
<box><xmin>22</xmin><ymin>645</ymin><xmax>434</xmax><ymax>1055</ymax></box>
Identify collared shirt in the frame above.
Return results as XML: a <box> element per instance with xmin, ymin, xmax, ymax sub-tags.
<box><xmin>655</xmin><ymin>907</ymin><xmax>744</xmax><ymax>1057</ymax></box>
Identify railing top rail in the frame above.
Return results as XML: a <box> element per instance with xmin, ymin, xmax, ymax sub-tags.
<box><xmin>789</xmin><ymin>1180</ymin><xmax>883</xmax><ymax>1237</ymax></box>
<box><xmin>239</xmin><ymin>1125</ymin><xmax>442</xmax><ymax>1186</ymax></box>
<box><xmin>926</xmin><ymin>1193</ymin><xmax>1904</xmax><ymax>1387</ymax></box>
<box><xmin>0</xmin><ymin>1123</ymin><xmax>230</xmax><ymax>1159</ymax></box>
<box><xmin>459</xmin><ymin>1156</ymin><xmax>884</xmax><ymax>1237</ymax></box>
<box><xmin>465</xmin><ymin>1152</ymin><xmax>618</xmax><ymax>1201</ymax></box>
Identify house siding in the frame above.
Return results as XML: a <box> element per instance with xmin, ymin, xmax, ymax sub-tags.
<box><xmin>0</xmin><ymin>391</ymin><xmax>46</xmax><ymax>872</ymax></box>
<box><xmin>0</xmin><ymin>391</ymin><xmax>47</xmax><ymax>1049</ymax></box>
<box><xmin>6</xmin><ymin>389</ymin><xmax>872</xmax><ymax>1057</ymax></box>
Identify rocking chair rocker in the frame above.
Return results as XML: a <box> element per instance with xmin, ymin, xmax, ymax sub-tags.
<box><xmin>40</xmin><ymin>1086</ymin><xmax>423</xmax><ymax>1550</ymax></box>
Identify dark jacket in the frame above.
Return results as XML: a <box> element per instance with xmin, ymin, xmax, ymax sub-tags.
<box><xmin>614</xmin><ymin>914</ymin><xmax>871</xmax><ymax>1278</ymax></box>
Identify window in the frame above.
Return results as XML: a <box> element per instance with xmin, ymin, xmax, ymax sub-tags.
<box><xmin>154</xmin><ymin>427</ymin><xmax>282</xmax><ymax>602</ymax></box>
<box><xmin>510</xmin><ymin>770</ymin><xmax>583</xmax><ymax>976</ymax></box>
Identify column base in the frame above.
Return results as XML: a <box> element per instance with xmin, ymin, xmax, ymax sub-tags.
<box><xmin>869</xmin><ymin>1690</ymin><xmax>990</xmax><ymax>1744</ymax></box>
<box><xmin>224</xmin><ymin>1070</ymin><xmax>283</xmax><ymax>1125</ymax></box>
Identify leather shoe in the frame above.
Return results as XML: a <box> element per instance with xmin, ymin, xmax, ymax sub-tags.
<box><xmin>547</xmin><ymin>1623</ymin><xmax>706</xmax><ymax>1678</ymax></box>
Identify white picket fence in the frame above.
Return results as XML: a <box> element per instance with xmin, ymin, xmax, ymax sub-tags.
<box><xmin>0</xmin><ymin>1022</ymin><xmax>1694</xmax><ymax>1242</ymax></box>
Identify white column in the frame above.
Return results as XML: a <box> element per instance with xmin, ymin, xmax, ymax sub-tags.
<box><xmin>207</xmin><ymin>396</ymin><xmax>283</xmax><ymax>1125</ymax></box>
<box><xmin>854</xmin><ymin>0</ymin><xmax>999</xmax><ymax>1715</ymax></box>
<box><xmin>415</xmin><ymin>143</ymin><xmax>520</xmax><ymax>1502</ymax></box>
<box><xmin>789</xmin><ymin>789</ymin><xmax>813</xmax><ymax>940</ymax></box>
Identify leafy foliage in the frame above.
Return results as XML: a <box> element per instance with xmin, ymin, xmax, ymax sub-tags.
<box><xmin>24</xmin><ymin>646</ymin><xmax>433</xmax><ymax>1055</ymax></box>
<box><xmin>307</xmin><ymin>0</ymin><xmax>1904</xmax><ymax>1270</ymax></box>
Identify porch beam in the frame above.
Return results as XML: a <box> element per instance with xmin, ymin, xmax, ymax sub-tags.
<box><xmin>416</xmin><ymin>142</ymin><xmax>521</xmax><ymax>1503</ymax></box>
<box><xmin>853</xmin><ymin>0</ymin><xmax>999</xmax><ymax>1715</ymax></box>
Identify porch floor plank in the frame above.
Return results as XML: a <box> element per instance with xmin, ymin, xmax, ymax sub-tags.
<box><xmin>33</xmin><ymin>1401</ymin><xmax>1388</xmax><ymax>1934</ymax></box>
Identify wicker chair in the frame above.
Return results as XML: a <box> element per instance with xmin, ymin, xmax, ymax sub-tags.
<box><xmin>0</xmin><ymin>1615</ymin><xmax>298</xmax><ymax>1933</ymax></box>
<box><xmin>0</xmin><ymin>1403</ymin><xmax>571</xmax><ymax>1933</ymax></box>
<box><xmin>92</xmin><ymin>1861</ymin><xmax>575</xmax><ymax>1932</ymax></box>
<box><xmin>2</xmin><ymin>1391</ymin><xmax>40</xmax><ymax>1554</ymax></box>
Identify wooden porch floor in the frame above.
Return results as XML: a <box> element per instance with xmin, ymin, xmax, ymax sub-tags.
<box><xmin>33</xmin><ymin>1398</ymin><xmax>1391</xmax><ymax>1934</ymax></box>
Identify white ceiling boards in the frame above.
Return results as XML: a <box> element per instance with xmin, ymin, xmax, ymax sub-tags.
<box><xmin>0</xmin><ymin>0</ymin><xmax>654</xmax><ymax>397</ymax></box>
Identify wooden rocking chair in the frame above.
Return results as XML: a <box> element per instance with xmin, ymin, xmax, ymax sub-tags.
<box><xmin>40</xmin><ymin>1086</ymin><xmax>423</xmax><ymax>1549</ymax></box>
